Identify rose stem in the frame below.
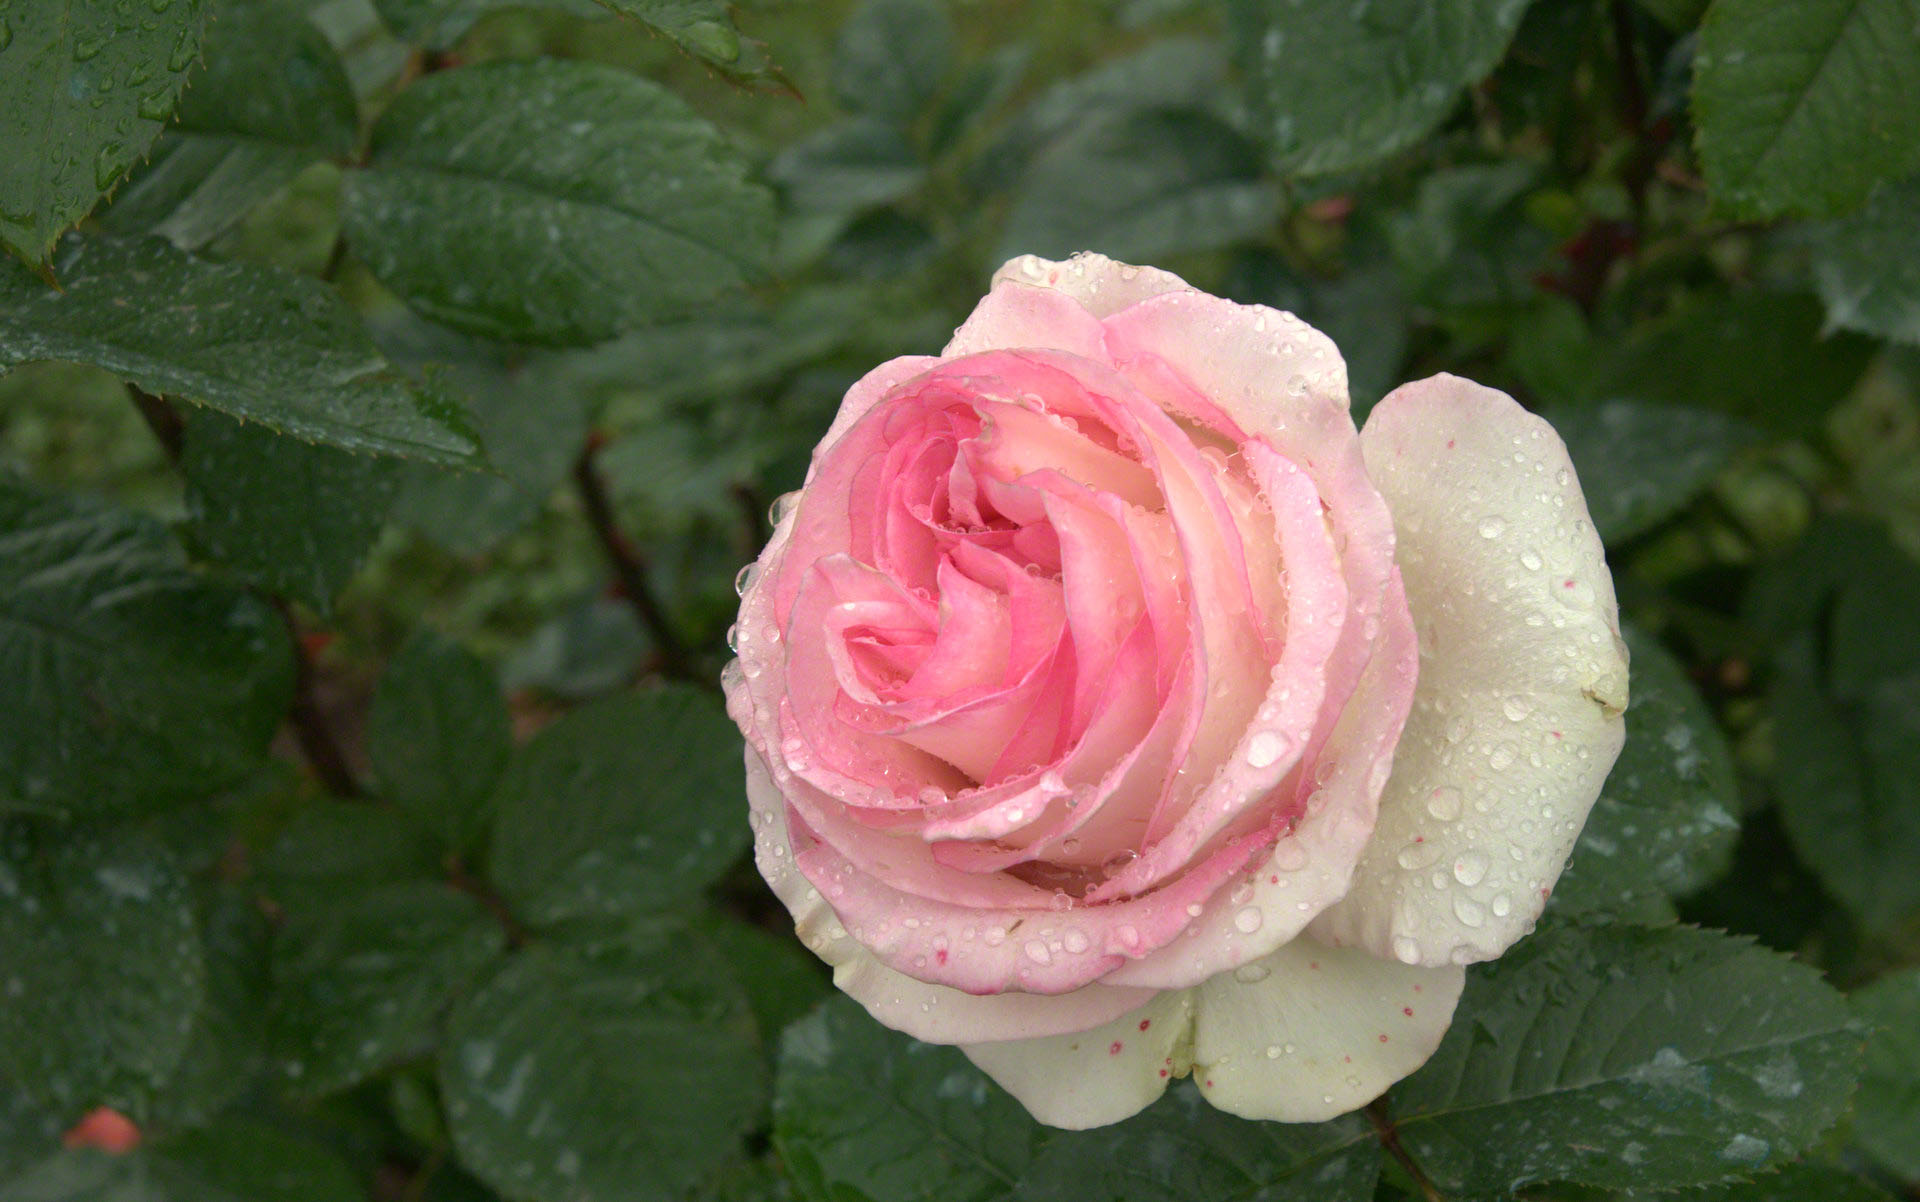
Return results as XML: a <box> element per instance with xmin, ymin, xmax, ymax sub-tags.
<box><xmin>1367</xmin><ymin>1099</ymin><xmax>1445</xmax><ymax>1202</ymax></box>
<box><xmin>571</xmin><ymin>436</ymin><xmax>698</xmax><ymax>683</ymax></box>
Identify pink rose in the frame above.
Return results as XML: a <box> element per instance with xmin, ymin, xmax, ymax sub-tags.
<box><xmin>724</xmin><ymin>253</ymin><xmax>1628</xmax><ymax>1129</ymax></box>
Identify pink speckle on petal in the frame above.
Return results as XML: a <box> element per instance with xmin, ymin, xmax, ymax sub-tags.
<box><xmin>1109</xmin><ymin>1041</ymin><xmax>1124</xmax><ymax>1055</ymax></box>
<box><xmin>936</xmin><ymin>949</ymin><xmax>948</xmax><ymax>965</ymax></box>
<box><xmin>1138</xmin><ymin>1019</ymin><xmax>1152</xmax><ymax>1031</ymax></box>
<box><xmin>1379</xmin><ymin>1034</ymin><xmax>1390</xmax><ymax>1043</ymax></box>
<box><xmin>1403</xmin><ymin>1007</ymin><xmax>1414</xmax><ymax>1016</ymax></box>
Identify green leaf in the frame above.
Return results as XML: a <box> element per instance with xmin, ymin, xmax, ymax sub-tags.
<box><xmin>696</xmin><ymin>915</ymin><xmax>830</xmax><ymax>1054</ymax></box>
<box><xmin>0</xmin><ymin>478</ymin><xmax>293</xmax><ymax>819</ymax></box>
<box><xmin>1681</xmin><ymin>1161</ymin><xmax>1900</xmax><ymax>1201</ymax></box>
<box><xmin>342</xmin><ymin>59</ymin><xmax>773</xmax><ymax>347</ymax></box>
<box><xmin>1550</xmin><ymin>625</ymin><xmax>1741</xmax><ymax>922</ymax></box>
<box><xmin>1762</xmin><ymin>525</ymin><xmax>1920</xmax><ymax>934</ymax></box>
<box><xmin>1851</xmin><ymin>969</ymin><xmax>1920</xmax><ymax>1180</ymax></box>
<box><xmin>0</xmin><ymin>1071</ymin><xmax>63</xmax><ymax>1178</ymax></box>
<box><xmin>0</xmin><ymin>0</ymin><xmax>209</xmax><ymax>265</ymax></box>
<box><xmin>1809</xmin><ymin>175</ymin><xmax>1920</xmax><ymax>346</ymax></box>
<box><xmin>99</xmin><ymin>0</ymin><xmax>358</xmax><ymax>250</ymax></box>
<box><xmin>1384</xmin><ymin>159</ymin><xmax>1546</xmax><ymax>308</ymax></box>
<box><xmin>500</xmin><ymin>597</ymin><xmax>650</xmax><ymax>701</ymax></box>
<box><xmin>0</xmin><ymin>236</ymin><xmax>483</xmax><ymax>465</ymax></box>
<box><xmin>1011</xmin><ymin>1089</ymin><xmax>1379</xmax><ymax>1202</ymax></box>
<box><xmin>1227</xmin><ymin>0</ymin><xmax>1533</xmax><ymax>176</ymax></box>
<box><xmin>832</xmin><ymin>0</ymin><xmax>952</xmax><ymax>124</ymax></box>
<box><xmin>5</xmin><ymin>1123</ymin><xmax>363</xmax><ymax>1202</ymax></box>
<box><xmin>1587</xmin><ymin>291</ymin><xmax>1876</xmax><ymax>439</ymax></box>
<box><xmin>0</xmin><ymin>822</ymin><xmax>206</xmax><ymax>1110</ymax></box>
<box><xmin>181</xmin><ymin>411</ymin><xmax>402</xmax><ymax>613</ymax></box>
<box><xmin>441</xmin><ymin>928</ymin><xmax>766</xmax><ymax>1202</ymax></box>
<box><xmin>147</xmin><ymin>887</ymin><xmax>271</xmax><ymax>1129</ymax></box>
<box><xmin>768</xmin><ymin>119</ymin><xmax>927</xmax><ymax>213</ymax></box>
<box><xmin>1692</xmin><ymin>0</ymin><xmax>1920</xmax><ymax>220</ymax></box>
<box><xmin>774</xmin><ymin>996</ymin><xmax>1044</xmax><ymax>1202</ymax></box>
<box><xmin>997</xmin><ymin>108</ymin><xmax>1280</xmax><ymax>265</ymax></box>
<box><xmin>256</xmin><ymin>804</ymin><xmax>445</xmax><ymax>915</ymax></box>
<box><xmin>1546</xmin><ymin>398</ymin><xmax>1760</xmax><ymax>544</ymax></box>
<box><xmin>372</xmin><ymin>0</ymin><xmax>599</xmax><ymax>50</ymax></box>
<box><xmin>154</xmin><ymin>1119</ymin><xmax>363</xmax><ymax>1202</ymax></box>
<box><xmin>1774</xmin><ymin>657</ymin><xmax>1920</xmax><ymax>932</ymax></box>
<box><xmin>390</xmin><ymin>355</ymin><xmax>589</xmax><ymax>554</ymax></box>
<box><xmin>270</xmin><ymin>878</ymin><xmax>507</xmax><ymax>1097</ymax></box>
<box><xmin>1389</xmin><ymin>924</ymin><xmax>1862</xmax><ymax>1195</ymax></box>
<box><xmin>970</xmin><ymin>38</ymin><xmax>1226</xmax><ymax>191</ymax></box>
<box><xmin>368</xmin><ymin>631</ymin><xmax>511</xmax><ymax>851</ymax></box>
<box><xmin>487</xmin><ymin>687</ymin><xmax>750</xmax><ymax>926</ymax></box>
<box><xmin>592</xmin><ymin>0</ymin><xmax>764</xmax><ymax>73</ymax></box>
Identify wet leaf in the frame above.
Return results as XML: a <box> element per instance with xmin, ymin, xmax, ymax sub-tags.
<box><xmin>0</xmin><ymin>236</ymin><xmax>484</xmax><ymax>464</ymax></box>
<box><xmin>0</xmin><ymin>478</ymin><xmax>293</xmax><ymax>820</ymax></box>
<box><xmin>0</xmin><ymin>0</ymin><xmax>209</xmax><ymax>265</ymax></box>
<box><xmin>342</xmin><ymin>59</ymin><xmax>773</xmax><ymax>347</ymax></box>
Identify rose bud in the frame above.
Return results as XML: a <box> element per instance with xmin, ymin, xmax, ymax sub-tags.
<box><xmin>724</xmin><ymin>253</ymin><xmax>1628</xmax><ymax>1129</ymax></box>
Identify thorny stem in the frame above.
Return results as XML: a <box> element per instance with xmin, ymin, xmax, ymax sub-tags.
<box><xmin>1368</xmin><ymin>1099</ymin><xmax>1444</xmax><ymax>1202</ymax></box>
<box><xmin>571</xmin><ymin>437</ymin><xmax>699</xmax><ymax>683</ymax></box>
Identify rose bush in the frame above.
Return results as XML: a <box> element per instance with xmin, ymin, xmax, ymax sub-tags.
<box><xmin>724</xmin><ymin>252</ymin><xmax>1629</xmax><ymax>1130</ymax></box>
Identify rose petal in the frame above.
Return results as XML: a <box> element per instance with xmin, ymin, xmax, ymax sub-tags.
<box><xmin>1190</xmin><ymin>938</ymin><xmax>1464</xmax><ymax>1123</ymax></box>
<box><xmin>742</xmin><ymin>748</ymin><xmax>1155</xmax><ymax>1043</ymax></box>
<box><xmin>961</xmin><ymin>990</ymin><xmax>1195</xmax><ymax>1129</ymax></box>
<box><xmin>1313</xmin><ymin>374</ymin><xmax>1629</xmax><ymax>967</ymax></box>
<box><xmin>946</xmin><ymin>276</ymin><xmax>1110</xmax><ymax>359</ymax></box>
<box><xmin>1101</xmin><ymin>572</ymin><xmax>1417</xmax><ymax>990</ymax></box>
<box><xmin>992</xmin><ymin>252</ymin><xmax>1196</xmax><ymax>320</ymax></box>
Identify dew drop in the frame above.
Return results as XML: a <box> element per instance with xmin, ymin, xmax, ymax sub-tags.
<box><xmin>1396</xmin><ymin>841</ymin><xmax>1440</xmax><ymax>870</ymax></box>
<box><xmin>1426</xmin><ymin>786</ymin><xmax>1463</xmax><ymax>821</ymax></box>
<box><xmin>1062</xmin><ymin>928</ymin><xmax>1090</xmax><ymax>954</ymax></box>
<box><xmin>1501</xmin><ymin>695</ymin><xmax>1533</xmax><ymax>722</ymax></box>
<box><xmin>1233</xmin><ymin>962</ymin><xmax>1271</xmax><ymax>983</ymax></box>
<box><xmin>1246</xmin><ymin>730</ymin><xmax>1289</xmax><ymax>769</ymax></box>
<box><xmin>1477</xmin><ymin>515</ymin><xmax>1507</xmax><ymax>539</ymax></box>
<box><xmin>1233</xmin><ymin>906</ymin><xmax>1264</xmax><ymax>934</ymax></box>
<box><xmin>733</xmin><ymin>563</ymin><xmax>759</xmax><ymax>596</ymax></box>
<box><xmin>1392</xmin><ymin>934</ymin><xmax>1421</xmax><ymax>965</ymax></box>
<box><xmin>1452</xmin><ymin>851</ymin><xmax>1489</xmax><ymax>886</ymax></box>
<box><xmin>1023</xmin><ymin>939</ymin><xmax>1053</xmax><ymax>965</ymax></box>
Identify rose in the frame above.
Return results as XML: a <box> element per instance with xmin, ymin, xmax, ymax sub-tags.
<box><xmin>724</xmin><ymin>252</ymin><xmax>1628</xmax><ymax>1130</ymax></box>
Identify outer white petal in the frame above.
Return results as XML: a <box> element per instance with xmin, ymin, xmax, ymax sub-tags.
<box><xmin>1191</xmin><ymin>939</ymin><xmax>1463</xmax><ymax>1122</ymax></box>
<box><xmin>741</xmin><ymin>748</ymin><xmax>1156</xmax><ymax>1044</ymax></box>
<box><xmin>991</xmin><ymin>252</ymin><xmax>1195</xmax><ymax>319</ymax></box>
<box><xmin>961</xmin><ymin>990</ymin><xmax>1195</xmax><ymax>1130</ymax></box>
<box><xmin>1313</xmin><ymin>375</ymin><xmax>1629</xmax><ymax>967</ymax></box>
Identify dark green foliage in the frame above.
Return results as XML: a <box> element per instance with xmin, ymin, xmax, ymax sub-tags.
<box><xmin>0</xmin><ymin>479</ymin><xmax>293</xmax><ymax>819</ymax></box>
<box><xmin>3</xmin><ymin>0</ymin><xmax>1918</xmax><ymax>1197</ymax></box>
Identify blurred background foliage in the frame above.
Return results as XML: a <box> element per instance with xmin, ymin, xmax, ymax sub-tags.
<box><xmin>2</xmin><ymin>0</ymin><xmax>1920</xmax><ymax>1198</ymax></box>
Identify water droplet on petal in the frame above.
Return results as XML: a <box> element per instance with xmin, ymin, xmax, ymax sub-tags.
<box><xmin>1452</xmin><ymin>851</ymin><xmax>1489</xmax><ymax>886</ymax></box>
<box><xmin>1246</xmin><ymin>730</ymin><xmax>1289</xmax><ymax>769</ymax></box>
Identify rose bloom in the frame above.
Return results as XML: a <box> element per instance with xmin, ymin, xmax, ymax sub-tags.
<box><xmin>724</xmin><ymin>253</ymin><xmax>1628</xmax><ymax>1129</ymax></box>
